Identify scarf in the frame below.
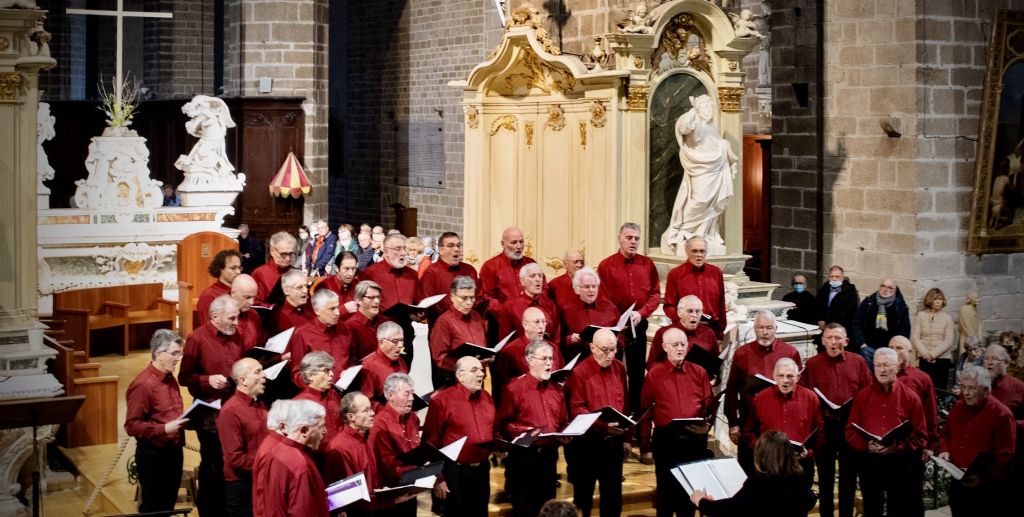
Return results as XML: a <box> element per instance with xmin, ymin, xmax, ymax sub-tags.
<box><xmin>875</xmin><ymin>292</ymin><xmax>895</xmax><ymax>331</ymax></box>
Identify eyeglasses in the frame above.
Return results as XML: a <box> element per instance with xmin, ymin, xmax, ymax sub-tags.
<box><xmin>529</xmin><ymin>355</ymin><xmax>554</xmax><ymax>363</ymax></box>
<box><xmin>362</xmin><ymin>294</ymin><xmax>381</xmax><ymax>301</ymax></box>
<box><xmin>874</xmin><ymin>363</ymin><xmax>898</xmax><ymax>370</ymax></box>
<box><xmin>384</xmin><ymin>337</ymin><xmax>405</xmax><ymax>344</ymax></box>
<box><xmin>160</xmin><ymin>349</ymin><xmax>183</xmax><ymax>358</ymax></box>
<box><xmin>274</xmin><ymin>248</ymin><xmax>297</xmax><ymax>258</ymax></box>
<box><xmin>453</xmin><ymin>294</ymin><xmax>476</xmax><ymax>303</ymax></box>
<box><xmin>385</xmin><ymin>246</ymin><xmax>406</xmax><ymax>253</ymax></box>
<box><xmin>663</xmin><ymin>341</ymin><xmax>686</xmax><ymax>348</ymax></box>
<box><xmin>594</xmin><ymin>345</ymin><xmax>617</xmax><ymax>355</ymax></box>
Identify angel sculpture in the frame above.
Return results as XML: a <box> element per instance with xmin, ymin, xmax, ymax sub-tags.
<box><xmin>619</xmin><ymin>3</ymin><xmax>654</xmax><ymax>34</ymax></box>
<box><xmin>175</xmin><ymin>95</ymin><xmax>236</xmax><ymax>179</ymax></box>
<box><xmin>729</xmin><ymin>9</ymin><xmax>765</xmax><ymax>39</ymax></box>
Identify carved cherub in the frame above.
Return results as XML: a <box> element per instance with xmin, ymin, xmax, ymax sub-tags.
<box><xmin>618</xmin><ymin>3</ymin><xmax>654</xmax><ymax>35</ymax></box>
<box><xmin>729</xmin><ymin>9</ymin><xmax>765</xmax><ymax>39</ymax></box>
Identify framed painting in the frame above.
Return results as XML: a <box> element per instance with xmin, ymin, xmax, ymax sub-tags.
<box><xmin>969</xmin><ymin>9</ymin><xmax>1024</xmax><ymax>254</ymax></box>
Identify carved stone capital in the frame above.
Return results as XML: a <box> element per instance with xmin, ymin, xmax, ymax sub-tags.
<box><xmin>718</xmin><ymin>87</ymin><xmax>743</xmax><ymax>112</ymax></box>
<box><xmin>626</xmin><ymin>85</ymin><xmax>649</xmax><ymax>111</ymax></box>
<box><xmin>0</xmin><ymin>72</ymin><xmax>24</xmax><ymax>102</ymax></box>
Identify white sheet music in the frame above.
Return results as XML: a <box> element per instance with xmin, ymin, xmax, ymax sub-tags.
<box><xmin>415</xmin><ymin>294</ymin><xmax>446</xmax><ymax>309</ymax></box>
<box><xmin>552</xmin><ymin>411</ymin><xmax>602</xmax><ymax>436</ymax></box>
<box><xmin>493</xmin><ymin>331</ymin><xmax>516</xmax><ymax>353</ymax></box>
<box><xmin>675</xmin><ymin>457</ymin><xmax>747</xmax><ymax>500</ymax></box>
<box><xmin>325</xmin><ymin>472</ymin><xmax>370</xmax><ymax>511</ymax></box>
<box><xmin>931</xmin><ymin>455</ymin><xmax>965</xmax><ymax>481</ymax></box>
<box><xmin>334</xmin><ymin>365</ymin><xmax>363</xmax><ymax>390</ymax></box>
<box><xmin>264</xmin><ymin>327</ymin><xmax>295</xmax><ymax>353</ymax></box>
<box><xmin>439</xmin><ymin>436</ymin><xmax>467</xmax><ymax>461</ymax></box>
<box><xmin>813</xmin><ymin>387</ymin><xmax>842</xmax><ymax>410</ymax></box>
<box><xmin>263</xmin><ymin>360</ymin><xmax>288</xmax><ymax>381</ymax></box>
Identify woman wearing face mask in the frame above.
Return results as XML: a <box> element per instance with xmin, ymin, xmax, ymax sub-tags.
<box><xmin>781</xmin><ymin>273</ymin><xmax>817</xmax><ymax>325</ymax></box>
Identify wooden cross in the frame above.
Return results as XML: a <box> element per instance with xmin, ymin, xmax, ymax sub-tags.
<box><xmin>66</xmin><ymin>0</ymin><xmax>173</xmax><ymax>106</ymax></box>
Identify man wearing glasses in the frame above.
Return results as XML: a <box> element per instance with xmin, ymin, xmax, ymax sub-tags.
<box><xmin>125</xmin><ymin>329</ymin><xmax>189</xmax><ymax>513</ymax></box>
<box><xmin>361</xmin><ymin>233</ymin><xmax>425</xmax><ymax>365</ymax></box>
<box><xmin>985</xmin><ymin>344</ymin><xmax>1024</xmax><ymax>477</ymax></box>
<box><xmin>360</xmin><ymin>321</ymin><xmax>409</xmax><ymax>411</ymax></box>
<box><xmin>559</xmin><ymin>267</ymin><xmax>619</xmax><ymax>361</ymax></box>
<box><xmin>852</xmin><ymin>278</ymin><xmax>910</xmax><ymax>365</ymax></box>
<box><xmin>429</xmin><ymin>276</ymin><xmax>487</xmax><ymax>388</ymax></box>
<box><xmin>252</xmin><ymin>231</ymin><xmax>299</xmax><ymax>305</ymax></box>
<box><xmin>662</xmin><ymin>235</ymin><xmax>727</xmax><ymax>338</ymax></box>
<box><xmin>564</xmin><ymin>329</ymin><xmax>630</xmax><ymax>517</ymax></box>
<box><xmin>271</xmin><ymin>269</ymin><xmax>315</xmax><ymax>335</ymax></box>
<box><xmin>344</xmin><ymin>280</ymin><xmax>389</xmax><ymax>361</ymax></box>
<box><xmin>287</xmin><ymin>289</ymin><xmax>352</xmax><ymax>388</ymax></box>
<box><xmin>420</xmin><ymin>232</ymin><xmax>480</xmax><ymax>327</ymax></box>
<box><xmin>492</xmin><ymin>307</ymin><xmax>564</xmax><ymax>407</ymax></box>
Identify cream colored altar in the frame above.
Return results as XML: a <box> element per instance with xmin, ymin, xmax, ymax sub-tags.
<box><xmin>453</xmin><ymin>1</ymin><xmax>758</xmax><ymax>269</ymax></box>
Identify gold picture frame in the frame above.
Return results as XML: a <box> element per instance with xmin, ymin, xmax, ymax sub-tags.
<box><xmin>969</xmin><ymin>9</ymin><xmax>1024</xmax><ymax>254</ymax></box>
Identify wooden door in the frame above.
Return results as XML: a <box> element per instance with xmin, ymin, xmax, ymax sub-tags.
<box><xmin>742</xmin><ymin>135</ymin><xmax>771</xmax><ymax>282</ymax></box>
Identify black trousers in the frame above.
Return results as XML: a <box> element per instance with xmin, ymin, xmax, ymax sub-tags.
<box><xmin>374</xmin><ymin>498</ymin><xmax>417</xmax><ymax>517</ymax></box>
<box><xmin>135</xmin><ymin>441</ymin><xmax>183</xmax><ymax>513</ymax></box>
<box><xmin>197</xmin><ymin>426</ymin><xmax>226</xmax><ymax>516</ymax></box>
<box><xmin>439</xmin><ymin>461</ymin><xmax>490</xmax><ymax>517</ymax></box>
<box><xmin>224</xmin><ymin>478</ymin><xmax>252</xmax><ymax>517</ymax></box>
<box><xmin>653</xmin><ymin>428</ymin><xmax>709</xmax><ymax>517</ymax></box>
<box><xmin>858</xmin><ymin>451</ymin><xmax>917</xmax><ymax>517</ymax></box>
<box><xmin>572</xmin><ymin>435</ymin><xmax>625</xmax><ymax>517</ymax></box>
<box><xmin>622</xmin><ymin>319</ymin><xmax>649</xmax><ymax>412</ymax></box>
<box><xmin>919</xmin><ymin>358</ymin><xmax>952</xmax><ymax>391</ymax></box>
<box><xmin>815</xmin><ymin>428</ymin><xmax>858</xmax><ymax>517</ymax></box>
<box><xmin>950</xmin><ymin>477</ymin><xmax>1011</xmax><ymax>516</ymax></box>
<box><xmin>505</xmin><ymin>446</ymin><xmax>558</xmax><ymax>517</ymax></box>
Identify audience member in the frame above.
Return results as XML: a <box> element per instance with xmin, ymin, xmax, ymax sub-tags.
<box><xmin>852</xmin><ymin>278</ymin><xmax>910</xmax><ymax>364</ymax></box>
<box><xmin>237</xmin><ymin>223</ymin><xmax>265</xmax><ymax>274</ymax></box>
<box><xmin>197</xmin><ymin>249</ymin><xmax>242</xmax><ymax>327</ymax></box>
<box><xmin>781</xmin><ymin>272</ymin><xmax>818</xmax><ymax>325</ymax></box>
<box><xmin>912</xmin><ymin>288</ymin><xmax>955</xmax><ymax>390</ymax></box>
<box><xmin>815</xmin><ymin>265</ymin><xmax>859</xmax><ymax>349</ymax></box>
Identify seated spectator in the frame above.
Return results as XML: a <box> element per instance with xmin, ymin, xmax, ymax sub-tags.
<box><xmin>161</xmin><ymin>184</ymin><xmax>180</xmax><ymax>206</ymax></box>
<box><xmin>405</xmin><ymin>236</ymin><xmax>426</xmax><ymax>269</ymax></box>
<box><xmin>781</xmin><ymin>273</ymin><xmax>817</xmax><ymax>325</ymax></box>
<box><xmin>355</xmin><ymin>232</ymin><xmax>374</xmax><ymax>272</ymax></box>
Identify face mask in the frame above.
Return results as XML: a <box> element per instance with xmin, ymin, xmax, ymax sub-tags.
<box><xmin>299</xmin><ymin>232</ymin><xmax>308</xmax><ymax>240</ymax></box>
<box><xmin>793</xmin><ymin>284</ymin><xmax>806</xmax><ymax>293</ymax></box>
<box><xmin>829</xmin><ymin>280</ymin><xmax>842</xmax><ymax>288</ymax></box>
<box><xmin>423</xmin><ymin>246</ymin><xmax>433</xmax><ymax>256</ymax></box>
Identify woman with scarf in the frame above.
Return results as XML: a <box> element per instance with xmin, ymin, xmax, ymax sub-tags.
<box><xmin>852</xmin><ymin>278</ymin><xmax>910</xmax><ymax>369</ymax></box>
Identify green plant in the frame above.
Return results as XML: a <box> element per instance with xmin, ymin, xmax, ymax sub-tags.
<box><xmin>97</xmin><ymin>71</ymin><xmax>140</xmax><ymax>129</ymax></box>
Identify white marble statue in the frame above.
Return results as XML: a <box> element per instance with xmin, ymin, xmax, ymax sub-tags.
<box><xmin>175</xmin><ymin>95</ymin><xmax>245</xmax><ymax>204</ymax></box>
<box><xmin>619</xmin><ymin>4</ymin><xmax>654</xmax><ymax>34</ymax></box>
<box><xmin>729</xmin><ymin>9</ymin><xmax>765</xmax><ymax>39</ymax></box>
<box><xmin>724</xmin><ymin>281</ymin><xmax>748</xmax><ymax>323</ymax></box>
<box><xmin>37</xmin><ymin>101</ymin><xmax>55</xmax><ymax>194</ymax></box>
<box><xmin>74</xmin><ymin>136</ymin><xmax>163</xmax><ymax>210</ymax></box>
<box><xmin>660</xmin><ymin>94</ymin><xmax>738</xmax><ymax>256</ymax></box>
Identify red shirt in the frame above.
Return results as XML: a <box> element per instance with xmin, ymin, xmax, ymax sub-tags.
<box><xmin>663</xmin><ymin>262</ymin><xmax>727</xmax><ymax>334</ymax></box>
<box><xmin>497</xmin><ymin>293</ymin><xmax>561</xmax><ymax>346</ymax></box>
<box><xmin>799</xmin><ymin>351</ymin><xmax>872</xmax><ymax>408</ymax></box>
<box><xmin>360</xmin><ymin>349</ymin><xmax>409</xmax><ymax>410</ymax></box>
<box><xmin>293</xmin><ymin>386</ymin><xmax>342</xmax><ymax>444</ymax></box>
<box><xmin>560</xmin><ymin>297</ymin><xmax>621</xmax><ymax>358</ymax></box>
<box><xmin>724</xmin><ymin>339</ymin><xmax>803</xmax><ymax>427</ymax></box>
<box><xmin>179</xmin><ymin>321</ymin><xmax>245</xmax><ymax>402</ymax></box>
<box><xmin>236</xmin><ymin>309</ymin><xmax>266</xmax><ymax>351</ymax></box>
<box><xmin>423</xmin><ymin>382</ymin><xmax>496</xmax><ymax>464</ymax></box>
<box><xmin>360</xmin><ymin>262</ymin><xmax>422</xmax><ymax>316</ymax></box>
<box><xmin>369</xmin><ymin>404</ymin><xmax>421</xmax><ymax>486</ymax></box>
<box><xmin>420</xmin><ymin>260</ymin><xmax>479</xmax><ymax>322</ymax></box>
<box><xmin>430</xmin><ymin>307</ymin><xmax>487</xmax><ymax>373</ymax></box>
<box><xmin>324</xmin><ymin>425</ymin><xmax>378</xmax><ymax>493</ymax></box>
<box><xmin>566</xmin><ymin>355</ymin><xmax>629</xmax><ymax>436</ymax></box>
<box><xmin>497</xmin><ymin>374</ymin><xmax>568</xmax><ymax>438</ymax></box>
<box><xmin>991</xmin><ymin>374</ymin><xmax>1024</xmax><ymax>438</ymax></box>
<box><xmin>898</xmin><ymin>366</ymin><xmax>939</xmax><ymax>447</ymax></box>
<box><xmin>125</xmin><ymin>364</ymin><xmax>184</xmax><ymax>448</ymax></box>
<box><xmin>940</xmin><ymin>395</ymin><xmax>1016</xmax><ymax>477</ymax></box>
<box><xmin>196</xmin><ymin>280</ymin><xmax>231</xmax><ymax>327</ymax></box>
<box><xmin>490</xmin><ymin>337</ymin><xmax>564</xmax><ymax>408</ymax></box>
<box><xmin>252</xmin><ymin>261</ymin><xmax>293</xmax><ymax>305</ymax></box>
<box><xmin>596</xmin><ymin>252</ymin><xmax>661</xmax><ymax>319</ymax></box>
<box><xmin>547</xmin><ymin>273</ymin><xmax>577</xmax><ymax>308</ymax></box>
<box><xmin>344</xmin><ymin>311</ymin><xmax>388</xmax><ymax>362</ymax></box>
<box><xmin>646</xmin><ymin>324</ymin><xmax>718</xmax><ymax>369</ymax></box>
<box><xmin>638</xmin><ymin>360</ymin><xmax>713</xmax><ymax>453</ymax></box>
<box><xmin>313</xmin><ymin>275</ymin><xmax>358</xmax><ymax>322</ymax></box>
<box><xmin>253</xmin><ymin>432</ymin><xmax>328</xmax><ymax>517</ymax></box>
<box><xmin>743</xmin><ymin>386</ymin><xmax>824</xmax><ymax>453</ymax></box>
<box><xmin>287</xmin><ymin>318</ymin><xmax>353</xmax><ymax>388</ymax></box>
<box><xmin>480</xmin><ymin>253</ymin><xmax>539</xmax><ymax>307</ymax></box>
<box><xmin>844</xmin><ymin>381</ymin><xmax>928</xmax><ymax>453</ymax></box>
<box><xmin>272</xmin><ymin>301</ymin><xmax>315</xmax><ymax>335</ymax></box>
<box><xmin>217</xmin><ymin>390</ymin><xmax>269</xmax><ymax>481</ymax></box>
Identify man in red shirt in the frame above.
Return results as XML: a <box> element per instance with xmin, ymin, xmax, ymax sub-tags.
<box><xmin>646</xmin><ymin>295</ymin><xmax>719</xmax><ymax>372</ymax></box>
<box><xmin>420</xmin><ymin>232</ymin><xmax>479</xmax><ymax>325</ymax></box>
<box><xmin>597</xmin><ymin>222</ymin><xmax>661</xmax><ymax>411</ymax></box>
<box><xmin>430</xmin><ymin>275</ymin><xmax>487</xmax><ymax>388</ymax></box>
<box><xmin>230</xmin><ymin>274</ymin><xmax>265</xmax><ymax>351</ymax></box>
<box><xmin>547</xmin><ymin>248</ymin><xmax>584</xmax><ymax>308</ymax></box>
<box><xmin>345</xmin><ymin>280</ymin><xmax>389</xmax><ymax>361</ymax></box>
<box><xmin>217</xmin><ymin>357</ymin><xmax>269</xmax><ymax>517</ymax></box>
<box><xmin>360</xmin><ymin>321</ymin><xmax>409</xmax><ymax>410</ymax></box>
<box><xmin>253</xmin><ymin>399</ymin><xmax>328</xmax><ymax>517</ymax></box>
<box><xmin>361</xmin><ymin>234</ymin><xmax>424</xmax><ymax>365</ymax></box>
<box><xmin>480</xmin><ymin>226</ymin><xmax>539</xmax><ymax>308</ymax></box>
<box><xmin>497</xmin><ymin>262</ymin><xmax>560</xmax><ymax>348</ymax></box>
<box><xmin>125</xmin><ymin>329</ymin><xmax>189</xmax><ymax>513</ymax></box>
<box><xmin>252</xmin><ymin>231</ymin><xmax>298</xmax><ymax>305</ymax></box>
<box><xmin>497</xmin><ymin>341</ymin><xmax>569</xmax><ymax>517</ymax></box>
<box><xmin>985</xmin><ymin>344</ymin><xmax>1024</xmax><ymax>468</ymax></box>
<box><xmin>423</xmin><ymin>356</ymin><xmax>496</xmax><ymax>517</ymax></box>
<box><xmin>324</xmin><ymin>392</ymin><xmax>379</xmax><ymax>516</ymax></box>
<box><xmin>663</xmin><ymin>235</ymin><xmax>726</xmax><ymax>337</ymax></box>
<box><xmin>743</xmin><ymin>357</ymin><xmax>823</xmax><ymax>487</ymax></box>
<box><xmin>564</xmin><ymin>329</ymin><xmax>629</xmax><ymax>517</ymax></box>
<box><xmin>197</xmin><ymin>249</ymin><xmax>242</xmax><ymax>326</ymax></box>
<box><xmin>638</xmin><ymin>328</ymin><xmax>713</xmax><ymax>517</ymax></box>
<box><xmin>798</xmin><ymin>323</ymin><xmax>871</xmax><ymax>517</ymax></box>
<box><xmin>179</xmin><ymin>294</ymin><xmax>245</xmax><ymax>517</ymax></box>
<box><xmin>287</xmin><ymin>289</ymin><xmax>352</xmax><ymax>388</ymax></box>
<box><xmin>939</xmin><ymin>365</ymin><xmax>1017</xmax><ymax>516</ymax></box>
<box><xmin>292</xmin><ymin>351</ymin><xmax>342</xmax><ymax>444</ymax></box>
<box><xmin>724</xmin><ymin>310</ymin><xmax>802</xmax><ymax>472</ymax></box>
<box><xmin>559</xmin><ymin>267</ymin><xmax>620</xmax><ymax>361</ymax></box>
<box><xmin>370</xmin><ymin>372</ymin><xmax>423</xmax><ymax>517</ymax></box>
<box><xmin>845</xmin><ymin>347</ymin><xmax>928</xmax><ymax>517</ymax></box>
<box><xmin>491</xmin><ymin>307</ymin><xmax>564</xmax><ymax>407</ymax></box>
<box><xmin>272</xmin><ymin>269</ymin><xmax>315</xmax><ymax>334</ymax></box>
<box><xmin>314</xmin><ymin>250</ymin><xmax>360</xmax><ymax>321</ymax></box>
<box><xmin>890</xmin><ymin>335</ymin><xmax>939</xmax><ymax>517</ymax></box>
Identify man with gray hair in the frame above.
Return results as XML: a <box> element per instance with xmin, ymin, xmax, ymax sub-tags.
<box><xmin>939</xmin><ymin>365</ymin><xmax>1016</xmax><ymax>515</ymax></box>
<box><xmin>286</xmin><ymin>288</ymin><xmax>352</xmax><ymax>388</ymax></box>
<box><xmin>370</xmin><ymin>372</ymin><xmax>423</xmax><ymax>516</ymax></box>
<box><xmin>420</xmin><ymin>231</ymin><xmax>479</xmax><ymax>326</ymax></box>
<box><xmin>360</xmin><ymin>321</ymin><xmax>409</xmax><ymax>410</ymax></box>
<box><xmin>646</xmin><ymin>295</ymin><xmax>718</xmax><ymax>372</ymax></box>
<box><xmin>560</xmin><ymin>267</ymin><xmax>619</xmax><ymax>360</ymax></box>
<box><xmin>430</xmin><ymin>275</ymin><xmax>487</xmax><ymax>388</ymax></box>
<box><xmin>547</xmin><ymin>248</ymin><xmax>585</xmax><ymax>307</ymax></box>
<box><xmin>217</xmin><ymin>358</ymin><xmax>268</xmax><ymax>517</ymax></box>
<box><xmin>271</xmin><ymin>268</ymin><xmax>314</xmax><ymax>334</ymax></box>
<box><xmin>497</xmin><ymin>261</ymin><xmax>560</xmax><ymax>345</ymax></box>
<box><xmin>344</xmin><ymin>280</ymin><xmax>388</xmax><ymax>361</ymax></box>
<box><xmin>492</xmin><ymin>307</ymin><xmax>565</xmax><ymax>407</ymax></box>
<box><xmin>984</xmin><ymin>343</ymin><xmax>1024</xmax><ymax>475</ymax></box>
<box><xmin>125</xmin><ymin>329</ymin><xmax>188</xmax><ymax>513</ymax></box>
<box><xmin>253</xmin><ymin>399</ymin><xmax>328</xmax><ymax>516</ymax></box>
<box><xmin>663</xmin><ymin>234</ymin><xmax>727</xmax><ymax>338</ymax></box>
<box><xmin>497</xmin><ymin>341</ymin><xmax>569</xmax><ymax>517</ymax></box>
<box><xmin>361</xmin><ymin>233</ymin><xmax>425</xmax><ymax>365</ymax></box>
<box><xmin>292</xmin><ymin>351</ymin><xmax>342</xmax><ymax>443</ymax></box>
<box><xmin>252</xmin><ymin>230</ymin><xmax>298</xmax><ymax>305</ymax></box>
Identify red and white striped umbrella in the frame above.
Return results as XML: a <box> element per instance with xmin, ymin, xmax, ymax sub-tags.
<box><xmin>269</xmin><ymin>151</ymin><xmax>311</xmax><ymax>198</ymax></box>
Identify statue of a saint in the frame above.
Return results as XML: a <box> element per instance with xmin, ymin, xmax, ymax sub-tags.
<box><xmin>660</xmin><ymin>94</ymin><xmax>738</xmax><ymax>256</ymax></box>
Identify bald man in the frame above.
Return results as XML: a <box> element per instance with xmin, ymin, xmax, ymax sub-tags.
<box><xmin>480</xmin><ymin>226</ymin><xmax>542</xmax><ymax>307</ymax></box>
<box><xmin>548</xmin><ymin>248</ymin><xmax>585</xmax><ymax>307</ymax></box>
<box><xmin>491</xmin><ymin>307</ymin><xmax>564</xmax><ymax>407</ymax></box>
<box><xmin>230</xmin><ymin>274</ymin><xmax>265</xmax><ymax>350</ymax></box>
<box><xmin>218</xmin><ymin>358</ymin><xmax>269</xmax><ymax>517</ymax></box>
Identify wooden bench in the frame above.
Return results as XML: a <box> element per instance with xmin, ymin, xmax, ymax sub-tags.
<box><xmin>53</xmin><ymin>283</ymin><xmax>177</xmax><ymax>356</ymax></box>
<box><xmin>45</xmin><ymin>337</ymin><xmax>119</xmax><ymax>447</ymax></box>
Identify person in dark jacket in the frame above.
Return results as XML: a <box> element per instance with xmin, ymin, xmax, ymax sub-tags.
<box><xmin>851</xmin><ymin>278</ymin><xmax>910</xmax><ymax>368</ymax></box>
<box><xmin>815</xmin><ymin>265</ymin><xmax>859</xmax><ymax>350</ymax></box>
<box><xmin>690</xmin><ymin>430</ymin><xmax>817</xmax><ymax>517</ymax></box>
<box><xmin>781</xmin><ymin>273</ymin><xmax>817</xmax><ymax>325</ymax></box>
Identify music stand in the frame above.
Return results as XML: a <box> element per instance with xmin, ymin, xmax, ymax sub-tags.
<box><xmin>0</xmin><ymin>395</ymin><xmax>85</xmax><ymax>517</ymax></box>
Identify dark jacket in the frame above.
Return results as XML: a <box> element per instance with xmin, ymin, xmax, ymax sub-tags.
<box><xmin>782</xmin><ymin>290</ymin><xmax>818</xmax><ymax>325</ymax></box>
<box><xmin>851</xmin><ymin>287</ymin><xmax>911</xmax><ymax>349</ymax></box>
<box><xmin>698</xmin><ymin>473</ymin><xmax>817</xmax><ymax>517</ymax></box>
<box><xmin>814</xmin><ymin>279</ymin><xmax>859</xmax><ymax>339</ymax></box>
<box><xmin>305</xmin><ymin>232</ymin><xmax>338</xmax><ymax>276</ymax></box>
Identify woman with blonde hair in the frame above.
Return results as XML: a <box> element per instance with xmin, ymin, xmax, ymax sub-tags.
<box><xmin>912</xmin><ymin>288</ymin><xmax>955</xmax><ymax>390</ymax></box>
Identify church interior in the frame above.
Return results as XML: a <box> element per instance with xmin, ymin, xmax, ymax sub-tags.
<box><xmin>1</xmin><ymin>0</ymin><xmax>1024</xmax><ymax>516</ymax></box>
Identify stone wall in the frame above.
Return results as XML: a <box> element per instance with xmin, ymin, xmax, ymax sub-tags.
<box><xmin>144</xmin><ymin>0</ymin><xmax>215</xmax><ymax>98</ymax></box>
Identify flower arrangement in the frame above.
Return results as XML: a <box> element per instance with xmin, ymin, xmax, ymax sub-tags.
<box><xmin>97</xmin><ymin>71</ymin><xmax>140</xmax><ymax>132</ymax></box>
